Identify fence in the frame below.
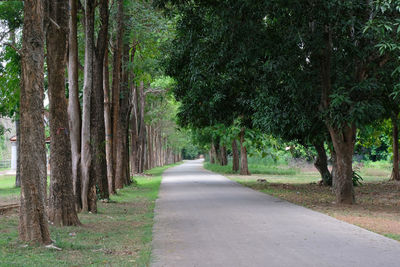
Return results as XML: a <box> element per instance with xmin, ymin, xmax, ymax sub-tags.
<box><xmin>0</xmin><ymin>160</ymin><xmax>11</xmax><ymax>169</ymax></box>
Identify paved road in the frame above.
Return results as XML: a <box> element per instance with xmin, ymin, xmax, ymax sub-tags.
<box><xmin>151</xmin><ymin>159</ymin><xmax>400</xmax><ymax>267</ymax></box>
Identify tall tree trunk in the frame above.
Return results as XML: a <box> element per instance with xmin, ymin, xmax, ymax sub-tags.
<box><xmin>320</xmin><ymin>26</ymin><xmax>355</xmax><ymax>204</ymax></box>
<box><xmin>47</xmin><ymin>0</ymin><xmax>81</xmax><ymax>226</ymax></box>
<box><xmin>104</xmin><ymin>45</ymin><xmax>115</xmax><ymax>194</ymax></box>
<box><xmin>313</xmin><ymin>141</ymin><xmax>332</xmax><ymax>186</ymax></box>
<box><xmin>91</xmin><ymin>0</ymin><xmax>109</xmax><ymax>199</ymax></box>
<box><xmin>209</xmin><ymin>149</ymin><xmax>214</xmax><ymax>164</ymax></box>
<box><xmin>232</xmin><ymin>139</ymin><xmax>239</xmax><ymax>172</ymax></box>
<box><xmin>68</xmin><ymin>0</ymin><xmax>82</xmax><ymax>211</ymax></box>
<box><xmin>391</xmin><ymin>113</ymin><xmax>400</xmax><ymax>181</ymax></box>
<box><xmin>15</xmin><ymin>119</ymin><xmax>21</xmax><ymax>187</ymax></box>
<box><xmin>210</xmin><ymin>142</ymin><xmax>217</xmax><ymax>164</ymax></box>
<box><xmin>129</xmin><ymin>85</ymin><xmax>138</xmax><ymax>176</ymax></box>
<box><xmin>111</xmin><ymin>0</ymin><xmax>124</xmax><ymax>181</ymax></box>
<box><xmin>115</xmin><ymin>42</ymin><xmax>131</xmax><ymax>189</ymax></box>
<box><xmin>220</xmin><ymin>145</ymin><xmax>228</xmax><ymax>166</ymax></box>
<box><xmin>239</xmin><ymin>128</ymin><xmax>250</xmax><ymax>175</ymax></box>
<box><xmin>81</xmin><ymin>0</ymin><xmax>96</xmax><ymax>213</ymax></box>
<box><xmin>138</xmin><ymin>82</ymin><xmax>146</xmax><ymax>173</ymax></box>
<box><xmin>329</xmin><ymin>125</ymin><xmax>356</xmax><ymax>204</ymax></box>
<box><xmin>19</xmin><ymin>0</ymin><xmax>51</xmax><ymax>244</ymax></box>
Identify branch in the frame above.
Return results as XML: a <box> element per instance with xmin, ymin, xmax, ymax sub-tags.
<box><xmin>4</xmin><ymin>43</ymin><xmax>21</xmax><ymax>55</ymax></box>
<box><xmin>49</xmin><ymin>17</ymin><xmax>61</xmax><ymax>30</ymax></box>
<box><xmin>144</xmin><ymin>87</ymin><xmax>168</xmax><ymax>96</ymax></box>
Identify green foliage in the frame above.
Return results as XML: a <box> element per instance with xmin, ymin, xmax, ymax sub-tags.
<box><xmin>352</xmin><ymin>169</ymin><xmax>364</xmax><ymax>186</ymax></box>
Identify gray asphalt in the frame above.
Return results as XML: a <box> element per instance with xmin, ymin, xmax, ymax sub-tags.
<box><xmin>151</xmin><ymin>159</ymin><xmax>400</xmax><ymax>267</ymax></box>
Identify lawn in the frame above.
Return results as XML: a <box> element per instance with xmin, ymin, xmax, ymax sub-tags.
<box><xmin>205</xmin><ymin>161</ymin><xmax>400</xmax><ymax>242</ymax></box>
<box><xmin>0</xmin><ymin>163</ymin><xmax>180</xmax><ymax>267</ymax></box>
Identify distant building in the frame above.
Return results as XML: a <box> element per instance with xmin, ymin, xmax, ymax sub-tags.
<box><xmin>9</xmin><ymin>136</ymin><xmax>51</xmax><ymax>170</ymax></box>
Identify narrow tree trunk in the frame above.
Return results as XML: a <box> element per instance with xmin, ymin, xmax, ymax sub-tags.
<box><xmin>329</xmin><ymin>125</ymin><xmax>356</xmax><ymax>204</ymax></box>
<box><xmin>129</xmin><ymin>85</ymin><xmax>138</xmax><ymax>176</ymax></box>
<box><xmin>391</xmin><ymin>114</ymin><xmax>400</xmax><ymax>181</ymax></box>
<box><xmin>19</xmin><ymin>0</ymin><xmax>51</xmax><ymax>244</ymax></box>
<box><xmin>210</xmin><ymin>142</ymin><xmax>217</xmax><ymax>164</ymax></box>
<box><xmin>115</xmin><ymin>42</ymin><xmax>131</xmax><ymax>189</ymax></box>
<box><xmin>68</xmin><ymin>0</ymin><xmax>82</xmax><ymax>211</ymax></box>
<box><xmin>239</xmin><ymin>128</ymin><xmax>250</xmax><ymax>175</ymax></box>
<box><xmin>47</xmin><ymin>0</ymin><xmax>80</xmax><ymax>226</ymax></box>
<box><xmin>111</xmin><ymin>0</ymin><xmax>124</xmax><ymax>180</ymax></box>
<box><xmin>15</xmin><ymin>119</ymin><xmax>21</xmax><ymax>187</ymax></box>
<box><xmin>232</xmin><ymin>139</ymin><xmax>239</xmax><ymax>172</ymax></box>
<box><xmin>104</xmin><ymin>45</ymin><xmax>115</xmax><ymax>194</ymax></box>
<box><xmin>81</xmin><ymin>0</ymin><xmax>96</xmax><ymax>213</ymax></box>
<box><xmin>313</xmin><ymin>141</ymin><xmax>332</xmax><ymax>186</ymax></box>
<box><xmin>91</xmin><ymin>0</ymin><xmax>109</xmax><ymax>199</ymax></box>
<box><xmin>220</xmin><ymin>145</ymin><xmax>228</xmax><ymax>166</ymax></box>
<box><xmin>138</xmin><ymin>82</ymin><xmax>146</xmax><ymax>173</ymax></box>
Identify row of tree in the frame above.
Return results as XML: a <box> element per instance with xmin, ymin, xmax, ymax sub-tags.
<box><xmin>1</xmin><ymin>0</ymin><xmax>187</xmax><ymax>245</ymax></box>
<box><xmin>158</xmin><ymin>0</ymin><xmax>400</xmax><ymax>205</ymax></box>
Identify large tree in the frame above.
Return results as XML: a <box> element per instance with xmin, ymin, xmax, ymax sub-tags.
<box><xmin>46</xmin><ymin>0</ymin><xmax>80</xmax><ymax>226</ymax></box>
<box><xmin>19</xmin><ymin>0</ymin><xmax>51</xmax><ymax>244</ymax></box>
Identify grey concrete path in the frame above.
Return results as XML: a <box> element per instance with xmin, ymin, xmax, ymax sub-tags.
<box><xmin>151</xmin><ymin>159</ymin><xmax>400</xmax><ymax>267</ymax></box>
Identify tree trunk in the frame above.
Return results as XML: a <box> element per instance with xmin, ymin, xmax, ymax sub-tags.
<box><xmin>329</xmin><ymin>125</ymin><xmax>356</xmax><ymax>204</ymax></box>
<box><xmin>81</xmin><ymin>0</ymin><xmax>96</xmax><ymax>213</ymax></box>
<box><xmin>91</xmin><ymin>0</ymin><xmax>109</xmax><ymax>199</ymax></box>
<box><xmin>391</xmin><ymin>114</ymin><xmax>400</xmax><ymax>181</ymax></box>
<box><xmin>47</xmin><ymin>0</ymin><xmax>80</xmax><ymax>226</ymax></box>
<box><xmin>138</xmin><ymin>82</ymin><xmax>146</xmax><ymax>173</ymax></box>
<box><xmin>313</xmin><ymin>141</ymin><xmax>332</xmax><ymax>186</ymax></box>
<box><xmin>15</xmin><ymin>119</ymin><xmax>21</xmax><ymax>187</ymax></box>
<box><xmin>68</xmin><ymin>0</ymin><xmax>82</xmax><ymax>211</ymax></box>
<box><xmin>210</xmin><ymin>142</ymin><xmax>217</xmax><ymax>164</ymax></box>
<box><xmin>220</xmin><ymin>145</ymin><xmax>228</xmax><ymax>166</ymax></box>
<box><xmin>239</xmin><ymin>128</ymin><xmax>250</xmax><ymax>175</ymax></box>
<box><xmin>115</xmin><ymin>42</ymin><xmax>131</xmax><ymax>189</ymax></box>
<box><xmin>209</xmin><ymin>149</ymin><xmax>214</xmax><ymax>164</ymax></box>
<box><xmin>232</xmin><ymin>139</ymin><xmax>239</xmax><ymax>172</ymax></box>
<box><xmin>19</xmin><ymin>0</ymin><xmax>51</xmax><ymax>244</ymax></box>
<box><xmin>111</xmin><ymin>0</ymin><xmax>124</xmax><ymax>181</ymax></box>
<box><xmin>104</xmin><ymin>43</ymin><xmax>115</xmax><ymax>194</ymax></box>
<box><xmin>129</xmin><ymin>85</ymin><xmax>138</xmax><ymax>176</ymax></box>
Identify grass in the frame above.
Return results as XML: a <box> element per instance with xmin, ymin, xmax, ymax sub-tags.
<box><xmin>0</xmin><ymin>162</ymin><xmax>180</xmax><ymax>267</ymax></box>
<box><xmin>204</xmin><ymin>162</ymin><xmax>298</xmax><ymax>175</ymax></box>
<box><xmin>205</xmin><ymin>160</ymin><xmax>400</xmax><ymax>242</ymax></box>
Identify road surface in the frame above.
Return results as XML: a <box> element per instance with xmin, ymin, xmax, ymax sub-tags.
<box><xmin>151</xmin><ymin>159</ymin><xmax>400</xmax><ymax>267</ymax></box>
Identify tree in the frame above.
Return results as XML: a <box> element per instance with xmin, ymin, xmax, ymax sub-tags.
<box><xmin>81</xmin><ymin>0</ymin><xmax>97</xmax><ymax>212</ymax></box>
<box><xmin>19</xmin><ymin>0</ymin><xmax>51</xmax><ymax>244</ymax></box>
<box><xmin>46</xmin><ymin>0</ymin><xmax>81</xmax><ymax>226</ymax></box>
<box><xmin>68</xmin><ymin>0</ymin><xmax>82</xmax><ymax>210</ymax></box>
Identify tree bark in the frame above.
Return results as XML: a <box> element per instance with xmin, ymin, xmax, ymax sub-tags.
<box><xmin>232</xmin><ymin>139</ymin><xmax>239</xmax><ymax>172</ymax></box>
<box><xmin>68</xmin><ymin>0</ymin><xmax>82</xmax><ymax>211</ymax></box>
<box><xmin>81</xmin><ymin>0</ymin><xmax>96</xmax><ymax>213</ymax></box>
<box><xmin>91</xmin><ymin>0</ymin><xmax>109</xmax><ymax>199</ymax></box>
<box><xmin>239</xmin><ymin>128</ymin><xmax>250</xmax><ymax>175</ymax></box>
<box><xmin>220</xmin><ymin>145</ymin><xmax>228</xmax><ymax>166</ymax></box>
<box><xmin>111</xmin><ymin>0</ymin><xmax>124</xmax><ymax>180</ymax></box>
<box><xmin>313</xmin><ymin>141</ymin><xmax>332</xmax><ymax>186</ymax></box>
<box><xmin>115</xmin><ymin>42</ymin><xmax>131</xmax><ymax>189</ymax></box>
<box><xmin>129</xmin><ymin>85</ymin><xmax>139</xmax><ymax>176</ymax></box>
<box><xmin>329</xmin><ymin>125</ymin><xmax>356</xmax><ymax>204</ymax></box>
<box><xmin>138</xmin><ymin>82</ymin><xmax>146</xmax><ymax>173</ymax></box>
<box><xmin>104</xmin><ymin>45</ymin><xmax>115</xmax><ymax>194</ymax></box>
<box><xmin>391</xmin><ymin>113</ymin><xmax>400</xmax><ymax>181</ymax></box>
<box><xmin>15</xmin><ymin>119</ymin><xmax>21</xmax><ymax>187</ymax></box>
<box><xmin>19</xmin><ymin>0</ymin><xmax>51</xmax><ymax>244</ymax></box>
<box><xmin>47</xmin><ymin>0</ymin><xmax>81</xmax><ymax>226</ymax></box>
<box><xmin>210</xmin><ymin>142</ymin><xmax>217</xmax><ymax>164</ymax></box>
